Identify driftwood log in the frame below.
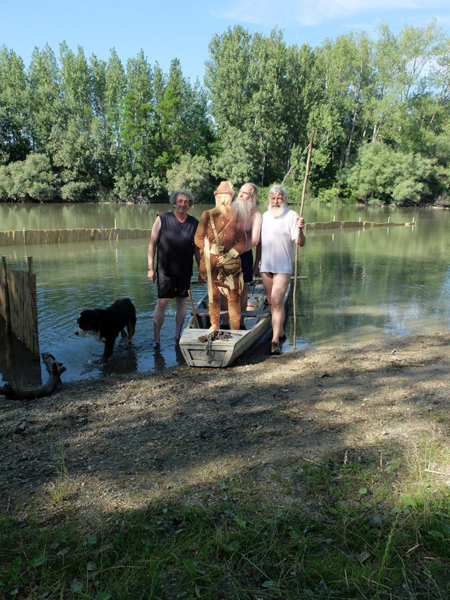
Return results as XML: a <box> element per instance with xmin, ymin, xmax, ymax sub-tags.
<box><xmin>0</xmin><ymin>353</ymin><xmax>66</xmax><ymax>400</ymax></box>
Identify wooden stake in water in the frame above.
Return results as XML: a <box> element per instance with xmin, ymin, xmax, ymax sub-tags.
<box><xmin>1</xmin><ymin>255</ymin><xmax>11</xmax><ymax>332</ymax></box>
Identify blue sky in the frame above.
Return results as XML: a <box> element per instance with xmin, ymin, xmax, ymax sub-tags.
<box><xmin>1</xmin><ymin>0</ymin><xmax>449</xmax><ymax>82</ymax></box>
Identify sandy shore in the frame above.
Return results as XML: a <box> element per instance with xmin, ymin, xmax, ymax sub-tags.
<box><xmin>1</xmin><ymin>332</ymin><xmax>449</xmax><ymax>525</ymax></box>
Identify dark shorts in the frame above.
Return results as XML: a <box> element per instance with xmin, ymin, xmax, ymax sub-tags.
<box><xmin>157</xmin><ymin>271</ymin><xmax>191</xmax><ymax>298</ymax></box>
<box><xmin>240</xmin><ymin>250</ymin><xmax>254</xmax><ymax>283</ymax></box>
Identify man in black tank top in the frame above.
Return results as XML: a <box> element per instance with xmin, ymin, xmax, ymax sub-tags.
<box><xmin>147</xmin><ymin>190</ymin><xmax>200</xmax><ymax>346</ymax></box>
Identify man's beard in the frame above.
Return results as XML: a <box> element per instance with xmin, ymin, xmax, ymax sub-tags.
<box><xmin>231</xmin><ymin>199</ymin><xmax>253</xmax><ymax>222</ymax></box>
<box><xmin>268</xmin><ymin>203</ymin><xmax>286</xmax><ymax>218</ymax></box>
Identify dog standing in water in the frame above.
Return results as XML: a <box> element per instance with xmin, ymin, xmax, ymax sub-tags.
<box><xmin>76</xmin><ymin>298</ymin><xmax>136</xmax><ymax>364</ymax></box>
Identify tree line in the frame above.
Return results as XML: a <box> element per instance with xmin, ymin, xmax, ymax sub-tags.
<box><xmin>0</xmin><ymin>20</ymin><xmax>449</xmax><ymax>205</ymax></box>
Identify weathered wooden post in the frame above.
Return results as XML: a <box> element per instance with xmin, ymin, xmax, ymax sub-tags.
<box><xmin>27</xmin><ymin>257</ymin><xmax>40</xmax><ymax>358</ymax></box>
<box><xmin>1</xmin><ymin>256</ymin><xmax>40</xmax><ymax>358</ymax></box>
<box><xmin>1</xmin><ymin>255</ymin><xmax>12</xmax><ymax>332</ymax></box>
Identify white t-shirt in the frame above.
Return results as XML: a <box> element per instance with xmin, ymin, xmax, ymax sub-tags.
<box><xmin>260</xmin><ymin>208</ymin><xmax>299</xmax><ymax>274</ymax></box>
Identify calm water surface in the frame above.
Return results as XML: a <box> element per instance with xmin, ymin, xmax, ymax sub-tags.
<box><xmin>1</xmin><ymin>203</ymin><xmax>449</xmax><ymax>386</ymax></box>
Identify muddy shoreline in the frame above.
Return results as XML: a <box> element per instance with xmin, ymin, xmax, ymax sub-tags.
<box><xmin>1</xmin><ymin>332</ymin><xmax>449</xmax><ymax>526</ymax></box>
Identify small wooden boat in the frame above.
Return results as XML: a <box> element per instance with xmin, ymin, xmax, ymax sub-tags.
<box><xmin>179</xmin><ymin>283</ymin><xmax>272</xmax><ymax>368</ymax></box>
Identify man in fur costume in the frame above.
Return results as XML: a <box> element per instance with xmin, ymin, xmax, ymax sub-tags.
<box><xmin>194</xmin><ymin>181</ymin><xmax>247</xmax><ymax>330</ymax></box>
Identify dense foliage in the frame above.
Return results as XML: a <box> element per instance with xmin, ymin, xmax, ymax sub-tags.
<box><xmin>0</xmin><ymin>21</ymin><xmax>449</xmax><ymax>204</ymax></box>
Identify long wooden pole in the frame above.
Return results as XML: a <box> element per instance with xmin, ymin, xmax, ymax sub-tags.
<box><xmin>293</xmin><ymin>129</ymin><xmax>315</xmax><ymax>350</ymax></box>
<box><xmin>188</xmin><ymin>290</ymin><xmax>200</xmax><ymax>329</ymax></box>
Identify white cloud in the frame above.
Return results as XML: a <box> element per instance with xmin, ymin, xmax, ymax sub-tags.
<box><xmin>219</xmin><ymin>0</ymin><xmax>450</xmax><ymax>27</ymax></box>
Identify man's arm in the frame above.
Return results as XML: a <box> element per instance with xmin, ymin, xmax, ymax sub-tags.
<box><xmin>194</xmin><ymin>247</ymin><xmax>203</xmax><ymax>283</ymax></box>
<box><xmin>194</xmin><ymin>247</ymin><xmax>201</xmax><ymax>268</ymax></box>
<box><xmin>147</xmin><ymin>216</ymin><xmax>161</xmax><ymax>282</ymax></box>
<box><xmin>244</xmin><ymin>210</ymin><xmax>262</xmax><ymax>252</ymax></box>
<box><xmin>233</xmin><ymin>220</ymin><xmax>247</xmax><ymax>256</ymax></box>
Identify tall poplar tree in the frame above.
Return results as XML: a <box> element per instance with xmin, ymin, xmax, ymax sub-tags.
<box><xmin>54</xmin><ymin>43</ymin><xmax>96</xmax><ymax>200</ymax></box>
<box><xmin>0</xmin><ymin>47</ymin><xmax>30</xmax><ymax>163</ymax></box>
<box><xmin>28</xmin><ymin>44</ymin><xmax>61</xmax><ymax>154</ymax></box>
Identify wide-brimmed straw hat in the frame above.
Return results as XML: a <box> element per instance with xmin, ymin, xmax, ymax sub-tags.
<box><xmin>214</xmin><ymin>181</ymin><xmax>234</xmax><ymax>196</ymax></box>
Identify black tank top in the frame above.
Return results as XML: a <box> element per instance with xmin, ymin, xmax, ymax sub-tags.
<box><xmin>157</xmin><ymin>212</ymin><xmax>199</xmax><ymax>276</ymax></box>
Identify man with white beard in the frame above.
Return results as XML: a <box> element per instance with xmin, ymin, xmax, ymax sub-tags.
<box><xmin>221</xmin><ymin>183</ymin><xmax>261</xmax><ymax>328</ymax></box>
<box><xmin>255</xmin><ymin>185</ymin><xmax>305</xmax><ymax>355</ymax></box>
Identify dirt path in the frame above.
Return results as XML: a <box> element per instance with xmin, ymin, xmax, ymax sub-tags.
<box><xmin>1</xmin><ymin>332</ymin><xmax>449</xmax><ymax>525</ymax></box>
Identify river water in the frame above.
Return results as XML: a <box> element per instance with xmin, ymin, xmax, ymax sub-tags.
<box><xmin>1</xmin><ymin>202</ymin><xmax>449</xmax><ymax>387</ymax></box>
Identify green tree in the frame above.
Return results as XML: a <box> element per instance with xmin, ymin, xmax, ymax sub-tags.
<box><xmin>211</xmin><ymin>126</ymin><xmax>260</xmax><ymax>184</ymax></box>
<box><xmin>105</xmin><ymin>49</ymin><xmax>127</xmax><ymax>141</ymax></box>
<box><xmin>0</xmin><ymin>46</ymin><xmax>31</xmax><ymax>163</ymax></box>
<box><xmin>0</xmin><ymin>153</ymin><xmax>57</xmax><ymax>202</ymax></box>
<box><xmin>113</xmin><ymin>50</ymin><xmax>158</xmax><ymax>201</ymax></box>
<box><xmin>347</xmin><ymin>142</ymin><xmax>435</xmax><ymax>204</ymax></box>
<box><xmin>28</xmin><ymin>44</ymin><xmax>62</xmax><ymax>154</ymax></box>
<box><xmin>166</xmin><ymin>153</ymin><xmax>211</xmax><ymax>201</ymax></box>
<box><xmin>155</xmin><ymin>59</ymin><xmax>212</xmax><ymax>175</ymax></box>
<box><xmin>52</xmin><ymin>43</ymin><xmax>97</xmax><ymax>200</ymax></box>
<box><xmin>206</xmin><ymin>27</ymin><xmax>291</xmax><ymax>185</ymax></box>
<box><xmin>205</xmin><ymin>26</ymin><xmax>253</xmax><ymax>133</ymax></box>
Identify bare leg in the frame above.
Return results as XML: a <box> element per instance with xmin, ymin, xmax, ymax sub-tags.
<box><xmin>175</xmin><ymin>297</ymin><xmax>187</xmax><ymax>340</ymax></box>
<box><xmin>262</xmin><ymin>272</ymin><xmax>290</xmax><ymax>343</ymax></box>
<box><xmin>153</xmin><ymin>297</ymin><xmax>170</xmax><ymax>344</ymax></box>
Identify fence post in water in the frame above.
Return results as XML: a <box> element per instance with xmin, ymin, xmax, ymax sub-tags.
<box><xmin>27</xmin><ymin>257</ymin><xmax>40</xmax><ymax>358</ymax></box>
<box><xmin>1</xmin><ymin>255</ymin><xmax>12</xmax><ymax>332</ymax></box>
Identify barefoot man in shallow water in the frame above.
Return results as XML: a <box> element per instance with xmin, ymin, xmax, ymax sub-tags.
<box><xmin>147</xmin><ymin>190</ymin><xmax>200</xmax><ymax>346</ymax></box>
<box><xmin>255</xmin><ymin>185</ymin><xmax>305</xmax><ymax>355</ymax></box>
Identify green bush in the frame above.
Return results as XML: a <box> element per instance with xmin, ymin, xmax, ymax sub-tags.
<box><xmin>347</xmin><ymin>142</ymin><xmax>435</xmax><ymax>205</ymax></box>
<box><xmin>0</xmin><ymin>154</ymin><xmax>58</xmax><ymax>202</ymax></box>
<box><xmin>60</xmin><ymin>181</ymin><xmax>91</xmax><ymax>202</ymax></box>
<box><xmin>113</xmin><ymin>171</ymin><xmax>166</xmax><ymax>203</ymax></box>
<box><xmin>316</xmin><ymin>186</ymin><xmax>357</xmax><ymax>204</ymax></box>
<box><xmin>166</xmin><ymin>154</ymin><xmax>212</xmax><ymax>202</ymax></box>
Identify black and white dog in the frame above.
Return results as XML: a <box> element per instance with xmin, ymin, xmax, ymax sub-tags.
<box><xmin>76</xmin><ymin>298</ymin><xmax>136</xmax><ymax>364</ymax></box>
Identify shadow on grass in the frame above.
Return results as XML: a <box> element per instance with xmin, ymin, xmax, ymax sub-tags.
<box><xmin>1</xmin><ymin>333</ymin><xmax>450</xmax><ymax>598</ymax></box>
<box><xmin>1</xmin><ymin>451</ymin><xmax>450</xmax><ymax>600</ymax></box>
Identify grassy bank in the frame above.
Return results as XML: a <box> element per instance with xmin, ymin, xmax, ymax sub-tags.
<box><xmin>2</xmin><ymin>446</ymin><xmax>449</xmax><ymax>599</ymax></box>
<box><xmin>2</xmin><ymin>333</ymin><xmax>450</xmax><ymax>598</ymax></box>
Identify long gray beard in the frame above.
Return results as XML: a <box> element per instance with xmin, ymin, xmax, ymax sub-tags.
<box><xmin>268</xmin><ymin>204</ymin><xmax>286</xmax><ymax>218</ymax></box>
<box><xmin>231</xmin><ymin>199</ymin><xmax>253</xmax><ymax>223</ymax></box>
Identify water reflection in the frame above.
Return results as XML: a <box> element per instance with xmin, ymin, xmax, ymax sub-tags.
<box><xmin>0</xmin><ymin>317</ymin><xmax>42</xmax><ymax>388</ymax></box>
<box><xmin>153</xmin><ymin>345</ymin><xmax>167</xmax><ymax>371</ymax></box>
<box><xmin>0</xmin><ymin>205</ymin><xmax>449</xmax><ymax>384</ymax></box>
